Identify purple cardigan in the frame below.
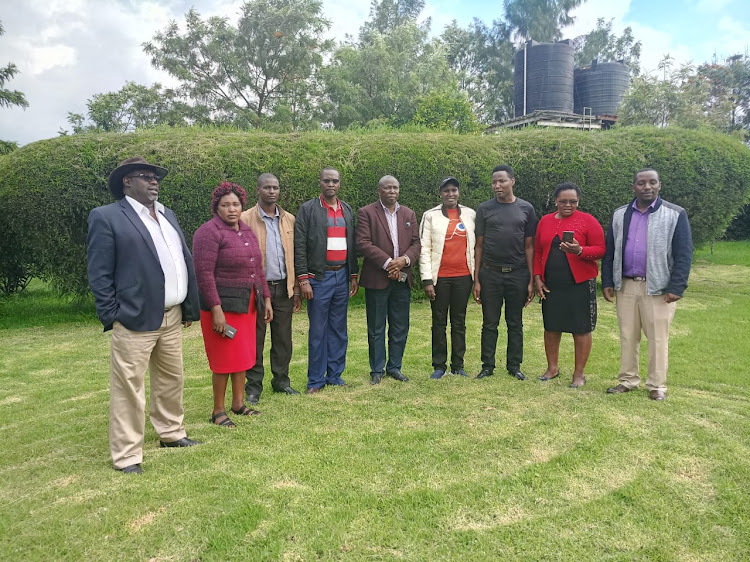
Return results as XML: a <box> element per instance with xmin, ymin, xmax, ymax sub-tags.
<box><xmin>193</xmin><ymin>215</ymin><xmax>270</xmax><ymax>310</ymax></box>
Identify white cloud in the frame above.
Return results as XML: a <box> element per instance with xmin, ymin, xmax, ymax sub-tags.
<box><xmin>26</xmin><ymin>45</ymin><xmax>77</xmax><ymax>75</ymax></box>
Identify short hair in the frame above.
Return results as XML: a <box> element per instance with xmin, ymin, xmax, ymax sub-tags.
<box><xmin>633</xmin><ymin>168</ymin><xmax>659</xmax><ymax>184</ymax></box>
<box><xmin>210</xmin><ymin>182</ymin><xmax>247</xmax><ymax>214</ymax></box>
<box><xmin>257</xmin><ymin>173</ymin><xmax>278</xmax><ymax>187</ymax></box>
<box><xmin>553</xmin><ymin>182</ymin><xmax>581</xmax><ymax>199</ymax></box>
<box><xmin>492</xmin><ymin>164</ymin><xmax>515</xmax><ymax>178</ymax></box>
<box><xmin>320</xmin><ymin>167</ymin><xmax>339</xmax><ymax>179</ymax></box>
<box><xmin>378</xmin><ymin>175</ymin><xmax>398</xmax><ymax>188</ymax></box>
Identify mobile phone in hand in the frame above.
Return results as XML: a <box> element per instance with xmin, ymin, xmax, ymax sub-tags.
<box><xmin>224</xmin><ymin>324</ymin><xmax>237</xmax><ymax>339</ymax></box>
<box><xmin>562</xmin><ymin>231</ymin><xmax>574</xmax><ymax>243</ymax></box>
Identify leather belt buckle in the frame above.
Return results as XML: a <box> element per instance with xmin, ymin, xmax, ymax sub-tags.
<box><xmin>267</xmin><ymin>279</ymin><xmax>286</xmax><ymax>286</ymax></box>
<box><xmin>501</xmin><ymin>267</ymin><xmax>512</xmax><ymax>273</ymax></box>
<box><xmin>631</xmin><ymin>276</ymin><xmax>646</xmax><ymax>281</ymax></box>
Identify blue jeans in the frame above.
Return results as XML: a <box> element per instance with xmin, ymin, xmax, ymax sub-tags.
<box><xmin>306</xmin><ymin>268</ymin><xmax>350</xmax><ymax>388</ymax></box>
<box><xmin>365</xmin><ymin>280</ymin><xmax>411</xmax><ymax>375</ymax></box>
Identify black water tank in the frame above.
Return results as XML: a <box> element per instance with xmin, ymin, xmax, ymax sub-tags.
<box><xmin>513</xmin><ymin>40</ymin><xmax>575</xmax><ymax>117</ymax></box>
<box><xmin>574</xmin><ymin>60</ymin><xmax>630</xmax><ymax>116</ymax></box>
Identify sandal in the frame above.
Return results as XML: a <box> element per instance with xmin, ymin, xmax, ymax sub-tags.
<box><xmin>231</xmin><ymin>404</ymin><xmax>261</xmax><ymax>416</ymax></box>
<box><xmin>210</xmin><ymin>411</ymin><xmax>236</xmax><ymax>427</ymax></box>
<box><xmin>538</xmin><ymin>372</ymin><xmax>560</xmax><ymax>381</ymax></box>
<box><xmin>569</xmin><ymin>377</ymin><xmax>587</xmax><ymax>388</ymax></box>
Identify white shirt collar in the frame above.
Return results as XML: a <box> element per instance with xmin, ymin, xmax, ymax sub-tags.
<box><xmin>125</xmin><ymin>194</ymin><xmax>165</xmax><ymax>216</ymax></box>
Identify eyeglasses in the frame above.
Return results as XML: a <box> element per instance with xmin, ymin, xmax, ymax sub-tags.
<box><xmin>557</xmin><ymin>199</ymin><xmax>579</xmax><ymax>206</ymax></box>
<box><xmin>128</xmin><ymin>173</ymin><xmax>162</xmax><ymax>183</ymax></box>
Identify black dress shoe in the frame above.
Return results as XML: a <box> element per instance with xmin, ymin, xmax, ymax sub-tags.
<box><xmin>475</xmin><ymin>368</ymin><xmax>494</xmax><ymax>379</ymax></box>
<box><xmin>606</xmin><ymin>384</ymin><xmax>634</xmax><ymax>394</ymax></box>
<box><xmin>246</xmin><ymin>393</ymin><xmax>260</xmax><ymax>404</ymax></box>
<box><xmin>118</xmin><ymin>463</ymin><xmax>143</xmax><ymax>474</ymax></box>
<box><xmin>273</xmin><ymin>386</ymin><xmax>300</xmax><ymax>395</ymax></box>
<box><xmin>160</xmin><ymin>437</ymin><xmax>202</xmax><ymax>448</ymax></box>
<box><xmin>370</xmin><ymin>372</ymin><xmax>384</xmax><ymax>385</ymax></box>
<box><xmin>507</xmin><ymin>369</ymin><xmax>526</xmax><ymax>380</ymax></box>
<box><xmin>387</xmin><ymin>370</ymin><xmax>409</xmax><ymax>382</ymax></box>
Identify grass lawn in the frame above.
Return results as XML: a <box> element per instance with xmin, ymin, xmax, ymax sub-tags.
<box><xmin>1</xmin><ymin>243</ymin><xmax>749</xmax><ymax>561</ymax></box>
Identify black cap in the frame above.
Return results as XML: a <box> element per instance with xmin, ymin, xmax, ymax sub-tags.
<box><xmin>439</xmin><ymin>176</ymin><xmax>460</xmax><ymax>190</ymax></box>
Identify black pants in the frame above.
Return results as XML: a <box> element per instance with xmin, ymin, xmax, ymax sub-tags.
<box><xmin>479</xmin><ymin>266</ymin><xmax>529</xmax><ymax>371</ymax></box>
<box><xmin>245</xmin><ymin>281</ymin><xmax>294</xmax><ymax>396</ymax></box>
<box><xmin>431</xmin><ymin>275</ymin><xmax>473</xmax><ymax>371</ymax></box>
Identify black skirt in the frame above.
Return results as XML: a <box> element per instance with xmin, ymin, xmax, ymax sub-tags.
<box><xmin>541</xmin><ymin>236</ymin><xmax>597</xmax><ymax>334</ymax></box>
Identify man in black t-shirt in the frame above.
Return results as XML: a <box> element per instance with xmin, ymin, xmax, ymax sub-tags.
<box><xmin>473</xmin><ymin>165</ymin><xmax>537</xmax><ymax>380</ymax></box>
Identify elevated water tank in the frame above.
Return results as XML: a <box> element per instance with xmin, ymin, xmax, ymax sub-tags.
<box><xmin>574</xmin><ymin>60</ymin><xmax>630</xmax><ymax>116</ymax></box>
<box><xmin>513</xmin><ymin>40</ymin><xmax>575</xmax><ymax>117</ymax></box>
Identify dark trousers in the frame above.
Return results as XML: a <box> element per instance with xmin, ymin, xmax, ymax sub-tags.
<box><xmin>365</xmin><ymin>280</ymin><xmax>411</xmax><ymax>374</ymax></box>
<box><xmin>431</xmin><ymin>275</ymin><xmax>473</xmax><ymax>371</ymax></box>
<box><xmin>479</xmin><ymin>266</ymin><xmax>529</xmax><ymax>371</ymax></box>
<box><xmin>306</xmin><ymin>268</ymin><xmax>350</xmax><ymax>389</ymax></box>
<box><xmin>245</xmin><ymin>281</ymin><xmax>294</xmax><ymax>396</ymax></box>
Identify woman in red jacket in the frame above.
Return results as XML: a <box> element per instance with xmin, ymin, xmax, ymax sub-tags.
<box><xmin>533</xmin><ymin>183</ymin><xmax>605</xmax><ymax>388</ymax></box>
<box><xmin>193</xmin><ymin>183</ymin><xmax>273</xmax><ymax>427</ymax></box>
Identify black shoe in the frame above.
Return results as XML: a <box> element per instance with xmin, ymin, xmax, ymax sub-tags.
<box><xmin>273</xmin><ymin>386</ymin><xmax>300</xmax><ymax>395</ymax></box>
<box><xmin>387</xmin><ymin>370</ymin><xmax>409</xmax><ymax>382</ymax></box>
<box><xmin>246</xmin><ymin>393</ymin><xmax>260</xmax><ymax>404</ymax></box>
<box><xmin>370</xmin><ymin>372</ymin><xmax>384</xmax><ymax>385</ymax></box>
<box><xmin>430</xmin><ymin>369</ymin><xmax>446</xmax><ymax>379</ymax></box>
<box><xmin>507</xmin><ymin>369</ymin><xmax>526</xmax><ymax>381</ymax></box>
<box><xmin>475</xmin><ymin>368</ymin><xmax>494</xmax><ymax>379</ymax></box>
<box><xmin>118</xmin><ymin>463</ymin><xmax>143</xmax><ymax>474</ymax></box>
<box><xmin>160</xmin><ymin>437</ymin><xmax>202</xmax><ymax>448</ymax></box>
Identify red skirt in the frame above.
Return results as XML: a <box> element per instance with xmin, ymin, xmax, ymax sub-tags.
<box><xmin>200</xmin><ymin>293</ymin><xmax>256</xmax><ymax>374</ymax></box>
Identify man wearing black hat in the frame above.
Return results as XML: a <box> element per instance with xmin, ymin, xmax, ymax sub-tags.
<box><xmin>87</xmin><ymin>157</ymin><xmax>201</xmax><ymax>475</ymax></box>
<box><xmin>419</xmin><ymin>177</ymin><xmax>476</xmax><ymax>379</ymax></box>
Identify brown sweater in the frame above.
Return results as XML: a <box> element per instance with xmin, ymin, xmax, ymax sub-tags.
<box><xmin>240</xmin><ymin>204</ymin><xmax>298</xmax><ymax>299</ymax></box>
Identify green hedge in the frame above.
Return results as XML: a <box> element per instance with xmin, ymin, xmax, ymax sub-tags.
<box><xmin>1</xmin><ymin>126</ymin><xmax>749</xmax><ymax>295</ymax></box>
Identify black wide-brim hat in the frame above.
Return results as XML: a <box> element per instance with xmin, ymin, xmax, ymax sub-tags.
<box><xmin>107</xmin><ymin>156</ymin><xmax>169</xmax><ymax>199</ymax></box>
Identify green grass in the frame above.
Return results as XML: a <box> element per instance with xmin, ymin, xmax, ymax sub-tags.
<box><xmin>695</xmin><ymin>240</ymin><xmax>750</xmax><ymax>267</ymax></box>
<box><xmin>2</xmin><ymin>246</ymin><xmax>750</xmax><ymax>560</ymax></box>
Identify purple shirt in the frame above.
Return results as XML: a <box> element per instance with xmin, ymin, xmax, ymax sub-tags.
<box><xmin>623</xmin><ymin>199</ymin><xmax>657</xmax><ymax>278</ymax></box>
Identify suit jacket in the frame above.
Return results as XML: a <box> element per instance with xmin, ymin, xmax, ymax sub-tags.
<box><xmin>87</xmin><ymin>199</ymin><xmax>200</xmax><ymax>332</ymax></box>
<box><xmin>356</xmin><ymin>201</ymin><xmax>421</xmax><ymax>289</ymax></box>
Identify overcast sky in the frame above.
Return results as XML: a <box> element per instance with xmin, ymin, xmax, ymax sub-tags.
<box><xmin>1</xmin><ymin>0</ymin><xmax>748</xmax><ymax>146</ymax></box>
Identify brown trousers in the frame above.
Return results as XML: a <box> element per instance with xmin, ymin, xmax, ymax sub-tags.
<box><xmin>109</xmin><ymin>306</ymin><xmax>187</xmax><ymax>469</ymax></box>
<box><xmin>615</xmin><ymin>278</ymin><xmax>676</xmax><ymax>392</ymax></box>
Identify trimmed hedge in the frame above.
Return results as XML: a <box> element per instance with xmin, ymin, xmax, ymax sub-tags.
<box><xmin>1</xmin><ymin>126</ymin><xmax>749</xmax><ymax>295</ymax></box>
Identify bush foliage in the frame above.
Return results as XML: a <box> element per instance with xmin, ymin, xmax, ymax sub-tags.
<box><xmin>1</xmin><ymin>126</ymin><xmax>749</xmax><ymax>295</ymax></box>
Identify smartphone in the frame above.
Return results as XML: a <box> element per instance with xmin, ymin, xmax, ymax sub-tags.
<box><xmin>562</xmin><ymin>231</ymin><xmax>574</xmax><ymax>243</ymax></box>
<box><xmin>224</xmin><ymin>324</ymin><xmax>237</xmax><ymax>339</ymax></box>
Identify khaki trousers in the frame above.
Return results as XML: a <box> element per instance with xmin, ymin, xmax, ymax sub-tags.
<box><xmin>615</xmin><ymin>278</ymin><xmax>676</xmax><ymax>392</ymax></box>
<box><xmin>109</xmin><ymin>306</ymin><xmax>187</xmax><ymax>469</ymax></box>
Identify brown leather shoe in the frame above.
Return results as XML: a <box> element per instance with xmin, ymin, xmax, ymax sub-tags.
<box><xmin>649</xmin><ymin>390</ymin><xmax>666</xmax><ymax>401</ymax></box>
<box><xmin>606</xmin><ymin>384</ymin><xmax>634</xmax><ymax>394</ymax></box>
<box><xmin>306</xmin><ymin>387</ymin><xmax>322</xmax><ymax>394</ymax></box>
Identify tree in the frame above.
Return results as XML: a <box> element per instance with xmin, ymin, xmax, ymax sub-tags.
<box><xmin>574</xmin><ymin>18</ymin><xmax>641</xmax><ymax>75</ymax></box>
<box><xmin>618</xmin><ymin>55</ymin><xmax>735</xmax><ymax>132</ymax></box>
<box><xmin>60</xmin><ymin>82</ymin><xmax>194</xmax><ymax>135</ymax></box>
<box><xmin>143</xmin><ymin>0</ymin><xmax>332</xmax><ymax>127</ymax></box>
<box><xmin>0</xmin><ymin>20</ymin><xmax>28</xmax><ymax>111</ymax></box>
<box><xmin>502</xmin><ymin>0</ymin><xmax>583</xmax><ymax>42</ymax></box>
<box><xmin>360</xmin><ymin>0</ymin><xmax>426</xmax><ymax>37</ymax></box>
<box><xmin>442</xmin><ymin>18</ymin><xmax>515</xmax><ymax>124</ymax></box>
<box><xmin>412</xmin><ymin>91</ymin><xmax>480</xmax><ymax>133</ymax></box>
<box><xmin>697</xmin><ymin>54</ymin><xmax>750</xmax><ymax>140</ymax></box>
<box><xmin>324</xmin><ymin>4</ymin><xmax>455</xmax><ymax>129</ymax></box>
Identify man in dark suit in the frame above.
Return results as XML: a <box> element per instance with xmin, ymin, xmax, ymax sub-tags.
<box><xmin>356</xmin><ymin>175</ymin><xmax>421</xmax><ymax>384</ymax></box>
<box><xmin>87</xmin><ymin>156</ymin><xmax>202</xmax><ymax>475</ymax></box>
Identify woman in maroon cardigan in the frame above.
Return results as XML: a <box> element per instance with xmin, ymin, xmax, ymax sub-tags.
<box><xmin>193</xmin><ymin>183</ymin><xmax>272</xmax><ymax>427</ymax></box>
<box><xmin>533</xmin><ymin>182</ymin><xmax>605</xmax><ymax>388</ymax></box>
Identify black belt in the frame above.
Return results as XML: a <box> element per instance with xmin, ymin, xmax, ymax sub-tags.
<box><xmin>482</xmin><ymin>262</ymin><xmax>515</xmax><ymax>273</ymax></box>
<box><xmin>326</xmin><ymin>264</ymin><xmax>345</xmax><ymax>271</ymax></box>
<box><xmin>164</xmin><ymin>306</ymin><xmax>174</xmax><ymax>312</ymax></box>
<box><xmin>267</xmin><ymin>278</ymin><xmax>286</xmax><ymax>286</ymax></box>
<box><xmin>625</xmin><ymin>276</ymin><xmax>646</xmax><ymax>281</ymax></box>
